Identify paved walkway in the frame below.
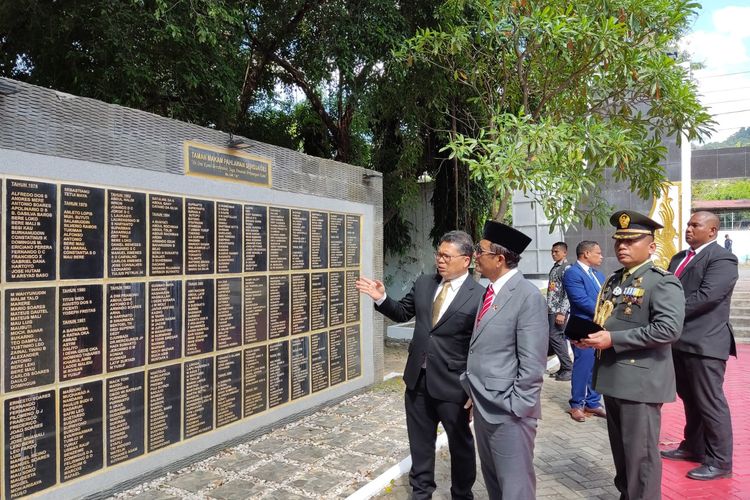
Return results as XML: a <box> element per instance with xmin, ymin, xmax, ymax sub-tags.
<box><xmin>113</xmin><ymin>344</ymin><xmax>750</xmax><ymax>500</ymax></box>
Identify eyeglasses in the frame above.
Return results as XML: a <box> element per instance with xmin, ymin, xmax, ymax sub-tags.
<box><xmin>434</xmin><ymin>252</ymin><xmax>469</xmax><ymax>262</ymax></box>
<box><xmin>473</xmin><ymin>243</ymin><xmax>499</xmax><ymax>256</ymax></box>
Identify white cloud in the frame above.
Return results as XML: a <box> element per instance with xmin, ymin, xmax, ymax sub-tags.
<box><xmin>681</xmin><ymin>5</ymin><xmax>750</xmax><ymax>143</ymax></box>
<box><xmin>712</xmin><ymin>7</ymin><xmax>750</xmax><ymax>38</ymax></box>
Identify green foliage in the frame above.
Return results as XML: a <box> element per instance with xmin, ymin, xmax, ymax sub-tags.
<box><xmin>0</xmin><ymin>0</ymin><xmax>246</xmax><ymax>128</ymax></box>
<box><xmin>399</xmin><ymin>0</ymin><xmax>715</xmax><ymax>230</ymax></box>
<box><xmin>692</xmin><ymin>179</ymin><xmax>750</xmax><ymax>201</ymax></box>
<box><xmin>697</xmin><ymin>127</ymin><xmax>750</xmax><ymax>150</ymax></box>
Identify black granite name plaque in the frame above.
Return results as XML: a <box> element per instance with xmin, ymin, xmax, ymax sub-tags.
<box><xmin>328</xmin><ymin>271</ymin><xmax>345</xmax><ymax>327</ymax></box>
<box><xmin>149</xmin><ymin>194</ymin><xmax>183</xmax><ymax>276</ymax></box>
<box><xmin>329</xmin><ymin>328</ymin><xmax>346</xmax><ymax>386</ymax></box>
<box><xmin>184</xmin><ymin>358</ymin><xmax>214</xmax><ymax>439</ymax></box>
<box><xmin>216</xmin><ymin>278</ymin><xmax>242</xmax><ymax>350</ymax></box>
<box><xmin>107</xmin><ymin>282</ymin><xmax>146</xmax><ymax>372</ymax></box>
<box><xmin>311</xmin><ymin>332</ymin><xmax>329</xmax><ymax>393</ymax></box>
<box><xmin>216</xmin><ymin>352</ymin><xmax>242</xmax><ymax>428</ymax></box>
<box><xmin>329</xmin><ymin>213</ymin><xmax>345</xmax><ymax>269</ymax></box>
<box><xmin>4</xmin><ymin>287</ymin><xmax>55</xmax><ymax>392</ymax></box>
<box><xmin>311</xmin><ymin>272</ymin><xmax>328</xmax><ymax>331</ymax></box>
<box><xmin>185</xmin><ymin>279</ymin><xmax>214</xmax><ymax>356</ymax></box>
<box><xmin>4</xmin><ymin>390</ymin><xmax>56</xmax><ymax>499</ymax></box>
<box><xmin>345</xmin><ymin>214</ymin><xmax>361</xmax><ymax>268</ymax></box>
<box><xmin>106</xmin><ymin>372</ymin><xmax>145</xmax><ymax>466</ymax></box>
<box><xmin>310</xmin><ymin>211</ymin><xmax>329</xmax><ymax>269</ymax></box>
<box><xmin>108</xmin><ymin>190</ymin><xmax>146</xmax><ymax>277</ymax></box>
<box><xmin>291</xmin><ymin>209</ymin><xmax>310</xmax><ymax>270</ymax></box>
<box><xmin>60</xmin><ymin>381</ymin><xmax>103</xmax><ymax>482</ymax></box>
<box><xmin>345</xmin><ymin>270</ymin><xmax>361</xmax><ymax>324</ymax></box>
<box><xmin>243</xmin><ymin>276</ymin><xmax>268</xmax><ymax>344</ymax></box>
<box><xmin>269</xmin><ymin>275</ymin><xmax>290</xmax><ymax>339</ymax></box>
<box><xmin>6</xmin><ymin>179</ymin><xmax>56</xmax><ymax>282</ymax></box>
<box><xmin>346</xmin><ymin>325</ymin><xmax>362</xmax><ymax>380</ymax></box>
<box><xmin>291</xmin><ymin>337</ymin><xmax>310</xmax><ymax>400</ymax></box>
<box><xmin>61</xmin><ymin>184</ymin><xmax>105</xmax><ymax>279</ymax></box>
<box><xmin>217</xmin><ymin>202</ymin><xmax>242</xmax><ymax>274</ymax></box>
<box><xmin>244</xmin><ymin>204</ymin><xmax>267</xmax><ymax>272</ymax></box>
<box><xmin>148</xmin><ymin>281</ymin><xmax>182</xmax><ymax>363</ymax></box>
<box><xmin>291</xmin><ymin>273</ymin><xmax>310</xmax><ymax>335</ymax></box>
<box><xmin>59</xmin><ymin>284</ymin><xmax>103</xmax><ymax>381</ymax></box>
<box><xmin>148</xmin><ymin>364</ymin><xmax>181</xmax><ymax>452</ymax></box>
<box><xmin>268</xmin><ymin>207</ymin><xmax>290</xmax><ymax>271</ymax></box>
<box><xmin>186</xmin><ymin>198</ymin><xmax>215</xmax><ymax>274</ymax></box>
<box><xmin>268</xmin><ymin>341</ymin><xmax>289</xmax><ymax>408</ymax></box>
<box><xmin>243</xmin><ymin>345</ymin><xmax>267</xmax><ymax>417</ymax></box>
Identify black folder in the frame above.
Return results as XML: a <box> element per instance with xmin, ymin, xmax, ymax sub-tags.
<box><xmin>564</xmin><ymin>315</ymin><xmax>602</xmax><ymax>341</ymax></box>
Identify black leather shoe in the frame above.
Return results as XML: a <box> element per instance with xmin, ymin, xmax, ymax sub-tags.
<box><xmin>555</xmin><ymin>371</ymin><xmax>572</xmax><ymax>381</ymax></box>
<box><xmin>660</xmin><ymin>448</ymin><xmax>703</xmax><ymax>462</ymax></box>
<box><xmin>687</xmin><ymin>464</ymin><xmax>732</xmax><ymax>481</ymax></box>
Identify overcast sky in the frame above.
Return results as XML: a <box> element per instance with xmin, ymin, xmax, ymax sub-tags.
<box><xmin>680</xmin><ymin>0</ymin><xmax>750</xmax><ymax>143</ymax></box>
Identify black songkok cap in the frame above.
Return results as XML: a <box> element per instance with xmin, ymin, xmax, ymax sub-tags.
<box><xmin>609</xmin><ymin>210</ymin><xmax>663</xmax><ymax>240</ymax></box>
<box><xmin>482</xmin><ymin>220</ymin><xmax>532</xmax><ymax>254</ymax></box>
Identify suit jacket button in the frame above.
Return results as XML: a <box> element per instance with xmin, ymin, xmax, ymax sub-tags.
<box><xmin>470</xmin><ymin>350</ymin><xmax>473</xmax><ymax>353</ymax></box>
<box><xmin>630</xmin><ymin>359</ymin><xmax>635</xmax><ymax>364</ymax></box>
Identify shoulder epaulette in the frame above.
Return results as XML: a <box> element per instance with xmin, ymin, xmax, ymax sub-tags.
<box><xmin>650</xmin><ymin>266</ymin><xmax>668</xmax><ymax>275</ymax></box>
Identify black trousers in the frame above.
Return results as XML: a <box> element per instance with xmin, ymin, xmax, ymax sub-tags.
<box><xmin>548</xmin><ymin>313</ymin><xmax>572</xmax><ymax>372</ymax></box>
<box><xmin>604</xmin><ymin>396</ymin><xmax>662</xmax><ymax>500</ymax></box>
<box><xmin>673</xmin><ymin>350</ymin><xmax>733</xmax><ymax>469</ymax></box>
<box><xmin>405</xmin><ymin>370</ymin><xmax>475</xmax><ymax>500</ymax></box>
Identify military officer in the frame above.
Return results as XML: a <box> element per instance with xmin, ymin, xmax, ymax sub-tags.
<box><xmin>578</xmin><ymin>210</ymin><xmax>685</xmax><ymax>500</ymax></box>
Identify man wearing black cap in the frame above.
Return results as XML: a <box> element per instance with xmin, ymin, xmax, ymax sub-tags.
<box><xmin>579</xmin><ymin>210</ymin><xmax>685</xmax><ymax>500</ymax></box>
<box><xmin>461</xmin><ymin>221</ymin><xmax>548</xmax><ymax>500</ymax></box>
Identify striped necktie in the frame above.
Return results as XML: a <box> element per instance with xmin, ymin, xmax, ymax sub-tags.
<box><xmin>476</xmin><ymin>284</ymin><xmax>495</xmax><ymax>323</ymax></box>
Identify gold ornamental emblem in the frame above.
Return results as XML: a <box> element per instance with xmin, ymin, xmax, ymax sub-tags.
<box><xmin>619</xmin><ymin>213</ymin><xmax>630</xmax><ymax>229</ymax></box>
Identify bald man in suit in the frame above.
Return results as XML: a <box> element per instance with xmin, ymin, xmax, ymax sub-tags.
<box><xmin>662</xmin><ymin>211</ymin><xmax>738</xmax><ymax>480</ymax></box>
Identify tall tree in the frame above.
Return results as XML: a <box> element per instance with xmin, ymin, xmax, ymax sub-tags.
<box><xmin>400</xmin><ymin>0</ymin><xmax>715</xmax><ymax>228</ymax></box>
<box><xmin>0</xmin><ymin>0</ymin><xmax>246</xmax><ymax>128</ymax></box>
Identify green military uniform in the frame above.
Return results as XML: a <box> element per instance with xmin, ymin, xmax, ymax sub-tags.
<box><xmin>592</xmin><ymin>211</ymin><xmax>685</xmax><ymax>500</ymax></box>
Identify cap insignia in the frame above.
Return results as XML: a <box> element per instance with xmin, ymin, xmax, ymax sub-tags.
<box><xmin>619</xmin><ymin>213</ymin><xmax>630</xmax><ymax>229</ymax></box>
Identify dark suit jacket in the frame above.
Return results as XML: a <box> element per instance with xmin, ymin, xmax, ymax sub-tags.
<box><xmin>461</xmin><ymin>272</ymin><xmax>548</xmax><ymax>421</ymax></box>
<box><xmin>668</xmin><ymin>241</ymin><xmax>738</xmax><ymax>359</ymax></box>
<box><xmin>562</xmin><ymin>262</ymin><xmax>605</xmax><ymax>321</ymax></box>
<box><xmin>376</xmin><ymin>273</ymin><xmax>484</xmax><ymax>403</ymax></box>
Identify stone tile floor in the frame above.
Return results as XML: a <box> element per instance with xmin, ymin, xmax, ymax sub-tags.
<box><xmin>113</xmin><ymin>342</ymin><xmax>750</xmax><ymax>499</ymax></box>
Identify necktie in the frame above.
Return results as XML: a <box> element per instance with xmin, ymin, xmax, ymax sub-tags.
<box><xmin>588</xmin><ymin>268</ymin><xmax>601</xmax><ymax>290</ymax></box>
<box><xmin>476</xmin><ymin>284</ymin><xmax>495</xmax><ymax>323</ymax></box>
<box><xmin>432</xmin><ymin>281</ymin><xmax>451</xmax><ymax>326</ymax></box>
<box><xmin>674</xmin><ymin>250</ymin><xmax>696</xmax><ymax>278</ymax></box>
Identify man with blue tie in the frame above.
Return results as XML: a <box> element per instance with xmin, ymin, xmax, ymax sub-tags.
<box><xmin>562</xmin><ymin>241</ymin><xmax>607</xmax><ymax>422</ymax></box>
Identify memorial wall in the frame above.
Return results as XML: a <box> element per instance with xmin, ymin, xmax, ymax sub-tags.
<box><xmin>0</xmin><ymin>175</ymin><xmax>363</xmax><ymax>499</ymax></box>
<box><xmin>0</xmin><ymin>78</ymin><xmax>382</xmax><ymax>500</ymax></box>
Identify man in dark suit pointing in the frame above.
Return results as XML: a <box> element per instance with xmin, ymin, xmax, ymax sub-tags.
<box><xmin>662</xmin><ymin>211</ymin><xmax>738</xmax><ymax>480</ymax></box>
<box><xmin>357</xmin><ymin>230</ymin><xmax>483</xmax><ymax>499</ymax></box>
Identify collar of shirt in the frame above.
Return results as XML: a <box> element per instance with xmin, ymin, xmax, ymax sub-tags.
<box><xmin>625</xmin><ymin>259</ymin><xmax>651</xmax><ymax>275</ymax></box>
<box><xmin>491</xmin><ymin>268</ymin><xmax>518</xmax><ymax>293</ymax></box>
<box><xmin>576</xmin><ymin>260</ymin><xmax>593</xmax><ymax>274</ymax></box>
<box><xmin>441</xmin><ymin>271</ymin><xmax>469</xmax><ymax>292</ymax></box>
<box><xmin>690</xmin><ymin>240</ymin><xmax>716</xmax><ymax>256</ymax></box>
<box><xmin>553</xmin><ymin>258</ymin><xmax>567</xmax><ymax>268</ymax></box>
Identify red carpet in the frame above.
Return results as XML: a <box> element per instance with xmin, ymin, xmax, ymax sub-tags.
<box><xmin>660</xmin><ymin>344</ymin><xmax>750</xmax><ymax>499</ymax></box>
